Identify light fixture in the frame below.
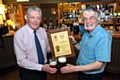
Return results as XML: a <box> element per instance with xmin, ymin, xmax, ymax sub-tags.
<box><xmin>16</xmin><ymin>0</ymin><xmax>29</xmax><ymax>2</ymax></box>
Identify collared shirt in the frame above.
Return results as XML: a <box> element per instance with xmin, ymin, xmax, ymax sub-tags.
<box><xmin>14</xmin><ymin>24</ymin><xmax>50</xmax><ymax>71</ymax></box>
<box><xmin>77</xmin><ymin>24</ymin><xmax>112</xmax><ymax>74</ymax></box>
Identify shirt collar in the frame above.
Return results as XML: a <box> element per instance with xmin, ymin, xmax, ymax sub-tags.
<box><xmin>86</xmin><ymin>24</ymin><xmax>101</xmax><ymax>37</ymax></box>
<box><xmin>26</xmin><ymin>24</ymin><xmax>35</xmax><ymax>34</ymax></box>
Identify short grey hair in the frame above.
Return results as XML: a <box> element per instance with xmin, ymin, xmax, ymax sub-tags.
<box><xmin>82</xmin><ymin>7</ymin><xmax>101</xmax><ymax>21</ymax></box>
<box><xmin>26</xmin><ymin>6</ymin><xmax>42</xmax><ymax>19</ymax></box>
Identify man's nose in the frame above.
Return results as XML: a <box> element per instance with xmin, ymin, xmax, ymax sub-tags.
<box><xmin>86</xmin><ymin>19</ymin><xmax>90</xmax><ymax>23</ymax></box>
<box><xmin>34</xmin><ymin>18</ymin><xmax>38</xmax><ymax>22</ymax></box>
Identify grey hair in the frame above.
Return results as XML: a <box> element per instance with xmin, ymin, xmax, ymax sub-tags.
<box><xmin>82</xmin><ymin>7</ymin><xmax>101</xmax><ymax>21</ymax></box>
<box><xmin>26</xmin><ymin>6</ymin><xmax>42</xmax><ymax>19</ymax></box>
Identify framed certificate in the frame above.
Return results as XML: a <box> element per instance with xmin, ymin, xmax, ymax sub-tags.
<box><xmin>47</xmin><ymin>27</ymin><xmax>75</xmax><ymax>58</ymax></box>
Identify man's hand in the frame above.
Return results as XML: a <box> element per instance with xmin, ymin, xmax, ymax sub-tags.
<box><xmin>60</xmin><ymin>64</ymin><xmax>76</xmax><ymax>74</ymax></box>
<box><xmin>42</xmin><ymin>64</ymin><xmax>57</xmax><ymax>74</ymax></box>
<box><xmin>69</xmin><ymin>36</ymin><xmax>76</xmax><ymax>43</ymax></box>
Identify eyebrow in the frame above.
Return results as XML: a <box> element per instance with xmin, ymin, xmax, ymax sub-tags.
<box><xmin>84</xmin><ymin>15</ymin><xmax>95</xmax><ymax>18</ymax></box>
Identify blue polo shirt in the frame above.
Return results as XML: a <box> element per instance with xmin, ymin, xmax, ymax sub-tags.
<box><xmin>76</xmin><ymin>25</ymin><xmax>112</xmax><ymax>74</ymax></box>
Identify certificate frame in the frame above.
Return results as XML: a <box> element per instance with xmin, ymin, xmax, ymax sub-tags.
<box><xmin>47</xmin><ymin>27</ymin><xmax>75</xmax><ymax>58</ymax></box>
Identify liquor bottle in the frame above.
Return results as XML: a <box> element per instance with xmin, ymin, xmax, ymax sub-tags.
<box><xmin>55</xmin><ymin>17</ymin><xmax>58</xmax><ymax>29</ymax></box>
<box><xmin>68</xmin><ymin>10</ymin><xmax>73</xmax><ymax>22</ymax></box>
<box><xmin>73</xmin><ymin>19</ymin><xmax>79</xmax><ymax>35</ymax></box>
<box><xmin>76</xmin><ymin>9</ymin><xmax>80</xmax><ymax>19</ymax></box>
<box><xmin>72</xmin><ymin>10</ymin><xmax>76</xmax><ymax>19</ymax></box>
<box><xmin>60</xmin><ymin>19</ymin><xmax>67</xmax><ymax>29</ymax></box>
<box><xmin>49</xmin><ymin>17</ymin><xmax>53</xmax><ymax>30</ymax></box>
<box><xmin>117</xmin><ymin>11</ymin><xmax>120</xmax><ymax>23</ymax></box>
<box><xmin>43</xmin><ymin>17</ymin><xmax>47</xmax><ymax>30</ymax></box>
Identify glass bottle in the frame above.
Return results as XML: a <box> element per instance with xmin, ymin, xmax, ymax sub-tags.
<box><xmin>49</xmin><ymin>17</ymin><xmax>53</xmax><ymax>30</ymax></box>
<box><xmin>43</xmin><ymin>17</ymin><xmax>47</xmax><ymax>31</ymax></box>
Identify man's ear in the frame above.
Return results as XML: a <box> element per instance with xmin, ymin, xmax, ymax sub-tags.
<box><xmin>97</xmin><ymin>20</ymin><xmax>100</xmax><ymax>24</ymax></box>
<box><xmin>25</xmin><ymin>15</ymin><xmax>28</xmax><ymax>21</ymax></box>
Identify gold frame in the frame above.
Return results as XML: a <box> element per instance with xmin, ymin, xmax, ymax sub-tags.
<box><xmin>47</xmin><ymin>27</ymin><xmax>75</xmax><ymax>58</ymax></box>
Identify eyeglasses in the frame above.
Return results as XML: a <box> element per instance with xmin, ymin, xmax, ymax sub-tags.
<box><xmin>83</xmin><ymin>16</ymin><xmax>96</xmax><ymax>21</ymax></box>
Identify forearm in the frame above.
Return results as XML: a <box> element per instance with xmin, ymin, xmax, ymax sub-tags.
<box><xmin>69</xmin><ymin>36</ymin><xmax>80</xmax><ymax>50</ymax></box>
<box><xmin>74</xmin><ymin>61</ymin><xmax>104</xmax><ymax>72</ymax></box>
<box><xmin>17</xmin><ymin>58</ymin><xmax>43</xmax><ymax>71</ymax></box>
<box><xmin>73</xmin><ymin>41</ymin><xmax>80</xmax><ymax>50</ymax></box>
<box><xmin>74</xmin><ymin>42</ymin><xmax>80</xmax><ymax>50</ymax></box>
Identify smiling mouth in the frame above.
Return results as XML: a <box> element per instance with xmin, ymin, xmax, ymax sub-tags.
<box><xmin>86</xmin><ymin>24</ymin><xmax>93</xmax><ymax>27</ymax></box>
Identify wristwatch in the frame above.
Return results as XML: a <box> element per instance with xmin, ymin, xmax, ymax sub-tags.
<box><xmin>73</xmin><ymin>41</ymin><xmax>77</xmax><ymax>45</ymax></box>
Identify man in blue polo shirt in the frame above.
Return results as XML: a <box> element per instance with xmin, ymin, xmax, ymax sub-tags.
<box><xmin>60</xmin><ymin>7</ymin><xmax>112</xmax><ymax>80</ymax></box>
